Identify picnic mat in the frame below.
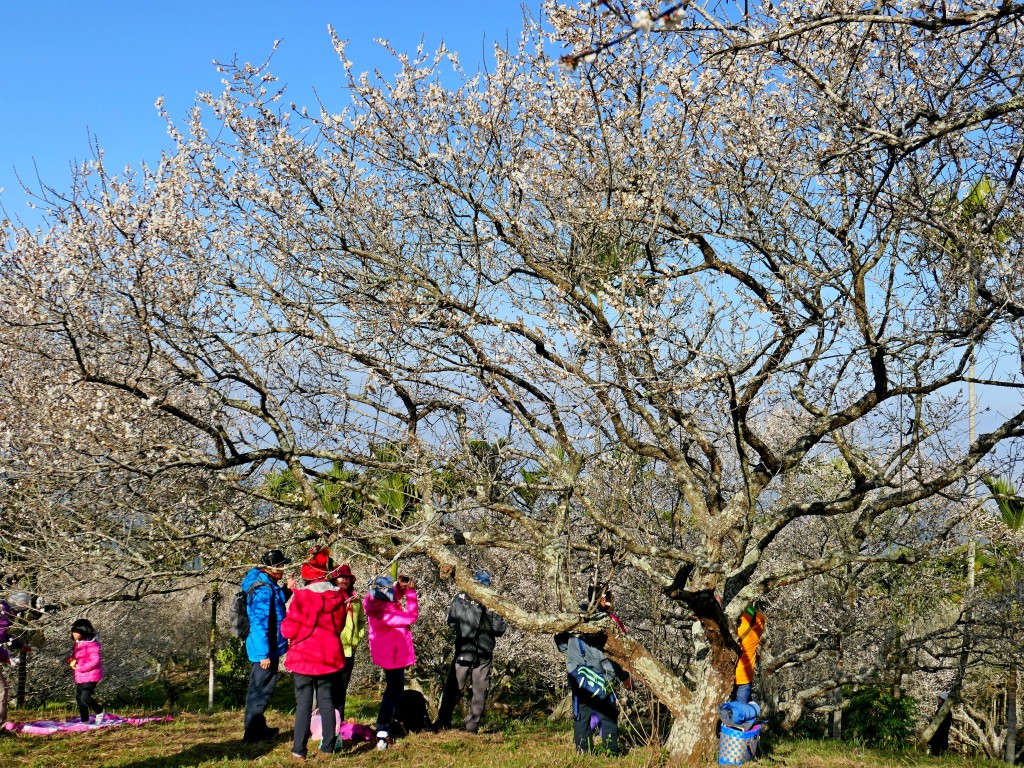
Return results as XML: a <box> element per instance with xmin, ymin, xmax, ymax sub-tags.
<box><xmin>4</xmin><ymin>713</ymin><xmax>172</xmax><ymax>735</ymax></box>
<box><xmin>308</xmin><ymin>709</ymin><xmax>375</xmax><ymax>742</ymax></box>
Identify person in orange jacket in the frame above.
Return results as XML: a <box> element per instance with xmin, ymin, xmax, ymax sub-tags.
<box><xmin>733</xmin><ymin>605</ymin><xmax>766</xmax><ymax>704</ymax></box>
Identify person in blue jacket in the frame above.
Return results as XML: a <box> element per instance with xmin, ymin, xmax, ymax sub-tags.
<box><xmin>242</xmin><ymin>549</ymin><xmax>294</xmax><ymax>743</ymax></box>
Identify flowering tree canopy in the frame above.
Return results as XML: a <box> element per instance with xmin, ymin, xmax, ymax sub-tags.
<box><xmin>3</xmin><ymin>0</ymin><xmax>1024</xmax><ymax>758</ymax></box>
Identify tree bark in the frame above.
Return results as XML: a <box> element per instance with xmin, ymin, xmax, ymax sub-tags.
<box><xmin>1006</xmin><ymin>666</ymin><xmax>1017</xmax><ymax>764</ymax></box>
<box><xmin>15</xmin><ymin>646</ymin><xmax>27</xmax><ymax>708</ymax></box>
<box><xmin>663</xmin><ymin>642</ymin><xmax>735</xmax><ymax>763</ymax></box>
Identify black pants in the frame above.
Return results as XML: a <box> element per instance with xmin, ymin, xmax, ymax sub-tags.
<box><xmin>76</xmin><ymin>682</ymin><xmax>103</xmax><ymax>722</ymax></box>
<box><xmin>243</xmin><ymin>659</ymin><xmax>279</xmax><ymax>740</ymax></box>
<box><xmin>375</xmin><ymin>667</ymin><xmax>405</xmax><ymax>733</ymax></box>
<box><xmin>292</xmin><ymin>673</ymin><xmax>336</xmax><ymax>757</ymax></box>
<box><xmin>436</xmin><ymin>658</ymin><xmax>492</xmax><ymax>732</ymax></box>
<box><xmin>329</xmin><ymin>654</ymin><xmax>355</xmax><ymax>721</ymax></box>
<box><xmin>571</xmin><ymin>685</ymin><xmax>618</xmax><ymax>755</ymax></box>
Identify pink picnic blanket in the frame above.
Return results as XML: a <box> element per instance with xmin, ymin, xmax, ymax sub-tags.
<box><xmin>4</xmin><ymin>713</ymin><xmax>172</xmax><ymax>735</ymax></box>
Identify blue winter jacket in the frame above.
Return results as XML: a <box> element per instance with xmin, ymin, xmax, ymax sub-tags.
<box><xmin>242</xmin><ymin>568</ymin><xmax>290</xmax><ymax>663</ymax></box>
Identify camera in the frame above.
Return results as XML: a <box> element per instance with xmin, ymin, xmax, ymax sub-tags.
<box><xmin>397</xmin><ymin>574</ymin><xmax>411</xmax><ymax>585</ymax></box>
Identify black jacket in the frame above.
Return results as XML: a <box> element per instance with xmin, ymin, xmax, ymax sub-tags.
<box><xmin>448</xmin><ymin>593</ymin><xmax>507</xmax><ymax>664</ymax></box>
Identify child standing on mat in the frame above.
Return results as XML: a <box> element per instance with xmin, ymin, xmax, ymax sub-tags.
<box><xmin>67</xmin><ymin>619</ymin><xmax>104</xmax><ymax>724</ymax></box>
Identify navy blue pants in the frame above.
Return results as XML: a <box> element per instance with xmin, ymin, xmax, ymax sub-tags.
<box><xmin>243</xmin><ymin>659</ymin><xmax>279</xmax><ymax>741</ymax></box>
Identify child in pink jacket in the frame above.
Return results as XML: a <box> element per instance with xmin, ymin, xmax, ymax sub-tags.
<box><xmin>67</xmin><ymin>618</ymin><xmax>104</xmax><ymax>723</ymax></box>
<box><xmin>364</xmin><ymin>574</ymin><xmax>419</xmax><ymax>749</ymax></box>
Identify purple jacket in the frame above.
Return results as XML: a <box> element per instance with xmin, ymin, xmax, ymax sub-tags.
<box><xmin>281</xmin><ymin>582</ymin><xmax>346</xmax><ymax>676</ymax></box>
<box><xmin>71</xmin><ymin>639</ymin><xmax>103</xmax><ymax>684</ymax></box>
<box><xmin>0</xmin><ymin>602</ymin><xmax>22</xmax><ymax>665</ymax></box>
<box><xmin>364</xmin><ymin>588</ymin><xmax>418</xmax><ymax>670</ymax></box>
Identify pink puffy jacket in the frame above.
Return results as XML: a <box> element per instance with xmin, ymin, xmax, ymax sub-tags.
<box><xmin>364</xmin><ymin>588</ymin><xmax>418</xmax><ymax>670</ymax></box>
<box><xmin>71</xmin><ymin>639</ymin><xmax>103</xmax><ymax>684</ymax></box>
<box><xmin>281</xmin><ymin>582</ymin><xmax>346</xmax><ymax>676</ymax></box>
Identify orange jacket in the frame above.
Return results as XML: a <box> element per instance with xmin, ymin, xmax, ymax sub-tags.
<box><xmin>734</xmin><ymin>610</ymin><xmax>766</xmax><ymax>685</ymax></box>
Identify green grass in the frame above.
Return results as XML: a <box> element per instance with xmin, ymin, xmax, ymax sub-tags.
<box><xmin>0</xmin><ymin>702</ymin><xmax>1009</xmax><ymax>768</ymax></box>
<box><xmin>766</xmin><ymin>739</ymin><xmax>1007</xmax><ymax>768</ymax></box>
<box><xmin>0</xmin><ymin>707</ymin><xmax>648</xmax><ymax>768</ymax></box>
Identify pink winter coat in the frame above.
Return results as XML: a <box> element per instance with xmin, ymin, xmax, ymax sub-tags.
<box><xmin>281</xmin><ymin>582</ymin><xmax>346</xmax><ymax>676</ymax></box>
<box><xmin>71</xmin><ymin>639</ymin><xmax>103</xmax><ymax>684</ymax></box>
<box><xmin>364</xmin><ymin>588</ymin><xmax>418</xmax><ymax>670</ymax></box>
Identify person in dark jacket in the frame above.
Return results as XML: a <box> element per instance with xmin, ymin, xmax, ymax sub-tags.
<box><xmin>242</xmin><ymin>549</ymin><xmax>294</xmax><ymax>744</ymax></box>
<box><xmin>929</xmin><ymin>691</ymin><xmax>953</xmax><ymax>756</ymax></box>
<box><xmin>555</xmin><ymin>592</ymin><xmax>631</xmax><ymax>755</ymax></box>
<box><xmin>435</xmin><ymin>569</ymin><xmax>507</xmax><ymax>733</ymax></box>
<box><xmin>0</xmin><ymin>596</ymin><xmax>30</xmax><ymax>729</ymax></box>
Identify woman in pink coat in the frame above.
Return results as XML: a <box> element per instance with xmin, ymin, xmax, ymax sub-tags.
<box><xmin>67</xmin><ymin>618</ymin><xmax>104</xmax><ymax>723</ymax></box>
<box><xmin>363</xmin><ymin>573</ymin><xmax>419</xmax><ymax>750</ymax></box>
<box><xmin>281</xmin><ymin>548</ymin><xmax>347</xmax><ymax>759</ymax></box>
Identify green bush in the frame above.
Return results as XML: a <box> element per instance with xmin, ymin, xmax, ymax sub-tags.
<box><xmin>213</xmin><ymin>639</ymin><xmax>251</xmax><ymax>708</ymax></box>
<box><xmin>842</xmin><ymin>686</ymin><xmax>916</xmax><ymax>749</ymax></box>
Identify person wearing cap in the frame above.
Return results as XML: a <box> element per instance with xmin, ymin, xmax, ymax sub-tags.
<box><xmin>733</xmin><ymin>605</ymin><xmax>766</xmax><ymax>704</ymax></box>
<box><xmin>330</xmin><ymin>563</ymin><xmax>365</xmax><ymax>721</ymax></box>
<box><xmin>281</xmin><ymin>547</ymin><xmax>347</xmax><ymax>759</ymax></box>
<box><xmin>363</xmin><ymin>572</ymin><xmax>419</xmax><ymax>750</ymax></box>
<box><xmin>554</xmin><ymin>585</ymin><xmax>632</xmax><ymax>755</ymax></box>
<box><xmin>241</xmin><ymin>548</ymin><xmax>295</xmax><ymax>743</ymax></box>
<box><xmin>435</xmin><ymin>569</ymin><xmax>507</xmax><ymax>733</ymax></box>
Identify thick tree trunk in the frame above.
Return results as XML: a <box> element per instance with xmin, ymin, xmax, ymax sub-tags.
<box><xmin>664</xmin><ymin>655</ymin><xmax>735</xmax><ymax>763</ymax></box>
<box><xmin>660</xmin><ymin>606</ymin><xmax>739</xmax><ymax>763</ymax></box>
<box><xmin>1006</xmin><ymin>667</ymin><xmax>1018</xmax><ymax>764</ymax></box>
<box><xmin>15</xmin><ymin>646</ymin><xmax>27</xmax><ymax>707</ymax></box>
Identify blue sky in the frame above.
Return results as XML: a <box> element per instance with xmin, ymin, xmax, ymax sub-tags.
<box><xmin>0</xmin><ymin>1</ymin><xmax>537</xmax><ymax>222</ymax></box>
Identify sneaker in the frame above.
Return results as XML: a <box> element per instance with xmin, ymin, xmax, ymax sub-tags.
<box><xmin>375</xmin><ymin>730</ymin><xmax>389</xmax><ymax>751</ymax></box>
<box><xmin>95</xmin><ymin>712</ymin><xmax>106</xmax><ymax>724</ymax></box>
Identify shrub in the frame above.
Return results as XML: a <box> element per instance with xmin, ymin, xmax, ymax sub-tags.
<box><xmin>213</xmin><ymin>639</ymin><xmax>250</xmax><ymax>708</ymax></box>
<box><xmin>842</xmin><ymin>686</ymin><xmax>916</xmax><ymax>749</ymax></box>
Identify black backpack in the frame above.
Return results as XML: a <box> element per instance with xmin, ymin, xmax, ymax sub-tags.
<box><xmin>393</xmin><ymin>689</ymin><xmax>431</xmax><ymax>734</ymax></box>
<box><xmin>228</xmin><ymin>582</ymin><xmax>266</xmax><ymax>640</ymax></box>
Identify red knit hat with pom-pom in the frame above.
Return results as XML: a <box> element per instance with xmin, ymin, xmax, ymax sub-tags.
<box><xmin>300</xmin><ymin>547</ymin><xmax>333</xmax><ymax>583</ymax></box>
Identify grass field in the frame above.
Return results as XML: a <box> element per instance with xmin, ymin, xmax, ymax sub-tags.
<box><xmin>0</xmin><ymin>700</ymin><xmax>1008</xmax><ymax>768</ymax></box>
